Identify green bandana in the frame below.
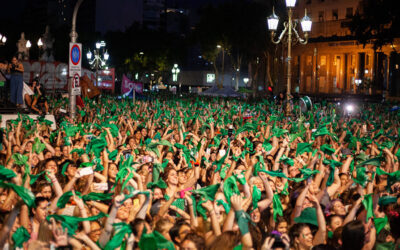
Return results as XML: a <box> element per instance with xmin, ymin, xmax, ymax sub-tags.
<box><xmin>32</xmin><ymin>137</ymin><xmax>46</xmax><ymax>154</ymax></box>
<box><xmin>104</xmin><ymin>222</ymin><xmax>132</xmax><ymax>250</ymax></box>
<box><xmin>0</xmin><ymin>181</ymin><xmax>35</xmax><ymax>207</ymax></box>
<box><xmin>147</xmin><ymin>179</ymin><xmax>168</xmax><ymax>189</ymax></box>
<box><xmin>378</xmin><ymin>196</ymin><xmax>397</xmax><ymax>206</ymax></box>
<box><xmin>146</xmin><ymin>140</ymin><xmax>174</xmax><ymax>157</ymax></box>
<box><xmin>272</xmin><ymin>193</ymin><xmax>283</xmax><ymax>221</ymax></box>
<box><xmin>320</xmin><ymin>144</ymin><xmax>335</xmax><ymax>155</ymax></box>
<box><xmin>61</xmin><ymin>161</ymin><xmax>71</xmax><ymax>176</ymax></box>
<box><xmin>374</xmin><ymin>215</ymin><xmax>389</xmax><ymax>235</ymax></box>
<box><xmin>139</xmin><ymin>230</ymin><xmax>175</xmax><ymax>250</ymax></box>
<box><xmin>12</xmin><ymin>226</ymin><xmax>30</xmax><ymax>248</ymax></box>
<box><xmin>296</xmin><ymin>143</ymin><xmax>312</xmax><ymax>156</ymax></box>
<box><xmin>362</xmin><ymin>194</ymin><xmax>374</xmax><ymax>222</ymax></box>
<box><xmin>223</xmin><ymin>176</ymin><xmax>241</xmax><ymax>207</ymax></box>
<box><xmin>57</xmin><ymin>191</ymin><xmax>82</xmax><ymax>208</ymax></box>
<box><xmin>216</xmin><ymin>199</ymin><xmax>230</xmax><ymax>213</ymax></box>
<box><xmin>294</xmin><ymin>207</ymin><xmax>318</xmax><ymax>226</ymax></box>
<box><xmin>191</xmin><ymin>184</ymin><xmax>220</xmax><ymax>219</ymax></box>
<box><xmin>46</xmin><ymin>212</ymin><xmax>107</xmax><ymax>236</ymax></box>
<box><xmin>0</xmin><ymin>165</ymin><xmax>17</xmax><ymax>180</ymax></box>
<box><xmin>279</xmin><ymin>155</ymin><xmax>294</xmax><ymax>166</ymax></box>
<box><xmin>70</xmin><ymin>148</ymin><xmax>86</xmax><ymax>157</ymax></box>
<box><xmin>82</xmin><ymin>192</ymin><xmax>114</xmax><ymax>202</ymax></box>
<box><xmin>375</xmin><ymin>168</ymin><xmax>400</xmax><ymax>192</ymax></box>
<box><xmin>252</xmin><ymin>185</ymin><xmax>261</xmax><ymax>210</ymax></box>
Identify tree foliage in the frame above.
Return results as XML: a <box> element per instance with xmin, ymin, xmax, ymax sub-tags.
<box><xmin>193</xmin><ymin>0</ymin><xmax>271</xmax><ymax>88</ymax></box>
<box><xmin>104</xmin><ymin>23</ymin><xmax>187</xmax><ymax>79</ymax></box>
<box><xmin>349</xmin><ymin>0</ymin><xmax>400</xmax><ymax>50</ymax></box>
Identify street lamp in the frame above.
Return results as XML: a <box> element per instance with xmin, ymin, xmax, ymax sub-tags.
<box><xmin>86</xmin><ymin>41</ymin><xmax>109</xmax><ymax>87</ymax></box>
<box><xmin>216</xmin><ymin>45</ymin><xmax>225</xmax><ymax>88</ymax></box>
<box><xmin>26</xmin><ymin>40</ymin><xmax>31</xmax><ymax>48</ymax></box>
<box><xmin>172</xmin><ymin>63</ymin><xmax>180</xmax><ymax>82</ymax></box>
<box><xmin>0</xmin><ymin>33</ymin><xmax>6</xmax><ymax>46</ymax></box>
<box><xmin>37</xmin><ymin>38</ymin><xmax>43</xmax><ymax>47</ymax></box>
<box><xmin>37</xmin><ymin>38</ymin><xmax>44</xmax><ymax>60</ymax></box>
<box><xmin>267</xmin><ymin>0</ymin><xmax>312</xmax><ymax>115</ymax></box>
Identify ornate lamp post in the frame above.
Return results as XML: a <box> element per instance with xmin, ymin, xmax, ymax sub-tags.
<box><xmin>86</xmin><ymin>41</ymin><xmax>109</xmax><ymax>87</ymax></box>
<box><xmin>172</xmin><ymin>64</ymin><xmax>180</xmax><ymax>83</ymax></box>
<box><xmin>267</xmin><ymin>0</ymin><xmax>312</xmax><ymax>115</ymax></box>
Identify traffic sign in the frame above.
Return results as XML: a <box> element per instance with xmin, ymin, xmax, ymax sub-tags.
<box><xmin>72</xmin><ymin>73</ymin><xmax>81</xmax><ymax>95</ymax></box>
<box><xmin>69</xmin><ymin>43</ymin><xmax>82</xmax><ymax>76</ymax></box>
<box><xmin>73</xmin><ymin>73</ymin><xmax>80</xmax><ymax>88</ymax></box>
<box><xmin>72</xmin><ymin>87</ymin><xmax>81</xmax><ymax>95</ymax></box>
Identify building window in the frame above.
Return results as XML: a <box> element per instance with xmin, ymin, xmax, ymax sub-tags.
<box><xmin>346</xmin><ymin>7</ymin><xmax>353</xmax><ymax>18</ymax></box>
<box><xmin>332</xmin><ymin>9</ymin><xmax>338</xmax><ymax>20</ymax></box>
<box><xmin>319</xmin><ymin>11</ymin><xmax>324</xmax><ymax>22</ymax></box>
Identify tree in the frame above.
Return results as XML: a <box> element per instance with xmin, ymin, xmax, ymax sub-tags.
<box><xmin>194</xmin><ymin>1</ymin><xmax>272</xmax><ymax>91</ymax></box>
<box><xmin>349</xmin><ymin>0</ymin><xmax>400</xmax><ymax>50</ymax></box>
<box><xmin>104</xmin><ymin>23</ymin><xmax>187</xmax><ymax>83</ymax></box>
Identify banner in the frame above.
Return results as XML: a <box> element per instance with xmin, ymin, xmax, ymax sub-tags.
<box><xmin>96</xmin><ymin>68</ymin><xmax>115</xmax><ymax>92</ymax></box>
<box><xmin>122</xmin><ymin>74</ymin><xmax>143</xmax><ymax>94</ymax></box>
<box><xmin>21</xmin><ymin>61</ymin><xmax>95</xmax><ymax>91</ymax></box>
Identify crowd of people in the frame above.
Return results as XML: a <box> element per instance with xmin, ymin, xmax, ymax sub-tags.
<box><xmin>0</xmin><ymin>94</ymin><xmax>399</xmax><ymax>250</ymax></box>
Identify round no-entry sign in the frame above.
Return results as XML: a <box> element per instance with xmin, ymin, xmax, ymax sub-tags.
<box><xmin>70</xmin><ymin>44</ymin><xmax>81</xmax><ymax>66</ymax></box>
<box><xmin>73</xmin><ymin>73</ymin><xmax>80</xmax><ymax>88</ymax></box>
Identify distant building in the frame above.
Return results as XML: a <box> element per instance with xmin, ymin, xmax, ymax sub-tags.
<box><xmin>288</xmin><ymin>0</ymin><xmax>400</xmax><ymax>96</ymax></box>
<box><xmin>142</xmin><ymin>0</ymin><xmax>189</xmax><ymax>34</ymax></box>
<box><xmin>20</xmin><ymin>0</ymin><xmax>96</xmax><ymax>34</ymax></box>
<box><xmin>143</xmin><ymin>0</ymin><xmax>165</xmax><ymax>30</ymax></box>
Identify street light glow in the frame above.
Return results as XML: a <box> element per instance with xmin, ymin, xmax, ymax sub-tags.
<box><xmin>104</xmin><ymin>50</ymin><xmax>109</xmax><ymax>60</ymax></box>
<box><xmin>267</xmin><ymin>9</ymin><xmax>279</xmax><ymax>31</ymax></box>
<box><xmin>216</xmin><ymin>45</ymin><xmax>222</xmax><ymax>49</ymax></box>
<box><xmin>86</xmin><ymin>50</ymin><xmax>92</xmax><ymax>60</ymax></box>
<box><xmin>346</xmin><ymin>104</ymin><xmax>354</xmax><ymax>113</ymax></box>
<box><xmin>285</xmin><ymin>0</ymin><xmax>297</xmax><ymax>8</ymax></box>
<box><xmin>26</xmin><ymin>40</ymin><xmax>31</xmax><ymax>48</ymax></box>
<box><xmin>172</xmin><ymin>64</ymin><xmax>180</xmax><ymax>82</ymax></box>
<box><xmin>301</xmin><ymin>9</ymin><xmax>312</xmax><ymax>32</ymax></box>
<box><xmin>0</xmin><ymin>33</ymin><xmax>6</xmax><ymax>44</ymax></box>
<box><xmin>37</xmin><ymin>38</ymin><xmax>43</xmax><ymax>47</ymax></box>
<box><xmin>96</xmin><ymin>42</ymin><xmax>101</xmax><ymax>49</ymax></box>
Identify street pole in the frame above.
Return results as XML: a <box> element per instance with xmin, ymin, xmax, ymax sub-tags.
<box><xmin>95</xmin><ymin>54</ymin><xmax>98</xmax><ymax>88</ymax></box>
<box><xmin>267</xmin><ymin>1</ymin><xmax>311</xmax><ymax>116</ymax></box>
<box><xmin>133</xmin><ymin>88</ymin><xmax>136</xmax><ymax>105</ymax></box>
<box><xmin>69</xmin><ymin>0</ymin><xmax>84</xmax><ymax>119</ymax></box>
<box><xmin>286</xmin><ymin>8</ymin><xmax>293</xmax><ymax>116</ymax></box>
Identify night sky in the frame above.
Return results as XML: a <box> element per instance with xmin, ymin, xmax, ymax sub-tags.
<box><xmin>2</xmin><ymin>0</ymin><xmax>230</xmax><ymax>34</ymax></box>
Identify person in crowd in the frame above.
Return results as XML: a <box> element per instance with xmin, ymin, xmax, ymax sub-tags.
<box><xmin>0</xmin><ymin>95</ymin><xmax>399</xmax><ymax>250</ymax></box>
<box><xmin>0</xmin><ymin>56</ymin><xmax>24</xmax><ymax>107</ymax></box>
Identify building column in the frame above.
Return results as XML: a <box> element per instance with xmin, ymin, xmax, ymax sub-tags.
<box><xmin>313</xmin><ymin>47</ymin><xmax>318</xmax><ymax>93</ymax></box>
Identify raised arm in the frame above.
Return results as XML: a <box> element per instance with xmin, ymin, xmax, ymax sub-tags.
<box><xmin>98</xmin><ymin>194</ymin><xmax>124</xmax><ymax>248</ymax></box>
<box><xmin>310</xmin><ymin>195</ymin><xmax>326</xmax><ymax>245</ymax></box>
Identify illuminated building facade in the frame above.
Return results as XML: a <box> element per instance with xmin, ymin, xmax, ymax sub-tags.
<box><xmin>289</xmin><ymin>0</ymin><xmax>400</xmax><ymax>96</ymax></box>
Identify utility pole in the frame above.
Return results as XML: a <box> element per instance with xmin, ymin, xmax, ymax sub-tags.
<box><xmin>68</xmin><ymin>0</ymin><xmax>84</xmax><ymax>119</ymax></box>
